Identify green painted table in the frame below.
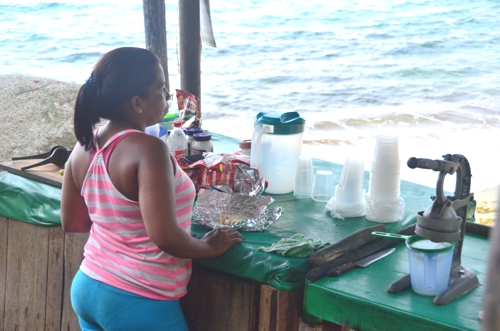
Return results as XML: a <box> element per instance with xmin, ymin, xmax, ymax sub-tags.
<box><xmin>304</xmin><ymin>232</ymin><xmax>488</xmax><ymax>331</ymax></box>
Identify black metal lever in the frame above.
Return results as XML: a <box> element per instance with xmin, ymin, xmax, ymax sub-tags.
<box><xmin>12</xmin><ymin>145</ymin><xmax>66</xmax><ymax>161</ymax></box>
<box><xmin>18</xmin><ymin>146</ymin><xmax>72</xmax><ymax>171</ymax></box>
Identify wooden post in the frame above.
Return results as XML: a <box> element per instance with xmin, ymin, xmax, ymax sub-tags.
<box><xmin>179</xmin><ymin>0</ymin><xmax>202</xmax><ymax>110</ymax></box>
<box><xmin>143</xmin><ymin>0</ymin><xmax>170</xmax><ymax>92</ymax></box>
<box><xmin>481</xmin><ymin>200</ymin><xmax>500</xmax><ymax>330</ymax></box>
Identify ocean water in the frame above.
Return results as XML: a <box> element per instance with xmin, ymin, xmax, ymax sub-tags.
<box><xmin>1</xmin><ymin>0</ymin><xmax>500</xmax><ymax>195</ymax></box>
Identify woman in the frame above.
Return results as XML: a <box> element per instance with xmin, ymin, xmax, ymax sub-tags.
<box><xmin>61</xmin><ymin>47</ymin><xmax>243</xmax><ymax>331</ymax></box>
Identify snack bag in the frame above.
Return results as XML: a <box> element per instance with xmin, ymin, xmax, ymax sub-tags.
<box><xmin>186</xmin><ymin>153</ymin><xmax>267</xmax><ymax>196</ymax></box>
<box><xmin>176</xmin><ymin>89</ymin><xmax>201</xmax><ymax>128</ymax></box>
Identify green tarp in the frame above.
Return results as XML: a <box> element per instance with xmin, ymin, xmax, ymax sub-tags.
<box><xmin>0</xmin><ymin>172</ymin><xmax>61</xmax><ymax>226</ymax></box>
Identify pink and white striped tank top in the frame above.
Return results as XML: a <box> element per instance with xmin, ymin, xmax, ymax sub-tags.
<box><xmin>79</xmin><ymin>129</ymin><xmax>196</xmax><ymax>300</ymax></box>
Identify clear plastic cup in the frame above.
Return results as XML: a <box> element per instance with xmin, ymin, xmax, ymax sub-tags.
<box><xmin>294</xmin><ymin>155</ymin><xmax>314</xmax><ymax>199</ymax></box>
<box><xmin>312</xmin><ymin>170</ymin><xmax>335</xmax><ymax>202</ymax></box>
<box><xmin>336</xmin><ymin>156</ymin><xmax>365</xmax><ymax>204</ymax></box>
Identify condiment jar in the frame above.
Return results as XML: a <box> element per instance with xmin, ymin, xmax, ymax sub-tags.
<box><xmin>239</xmin><ymin>139</ymin><xmax>252</xmax><ymax>156</ymax></box>
<box><xmin>192</xmin><ymin>133</ymin><xmax>213</xmax><ymax>155</ymax></box>
<box><xmin>185</xmin><ymin>128</ymin><xmax>204</xmax><ymax>155</ymax></box>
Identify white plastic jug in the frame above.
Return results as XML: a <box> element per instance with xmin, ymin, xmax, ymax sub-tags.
<box><xmin>250</xmin><ymin>111</ymin><xmax>305</xmax><ymax>194</ymax></box>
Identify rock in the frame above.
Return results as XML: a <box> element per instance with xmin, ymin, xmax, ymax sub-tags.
<box><xmin>0</xmin><ymin>74</ymin><xmax>80</xmax><ymax>162</ymax></box>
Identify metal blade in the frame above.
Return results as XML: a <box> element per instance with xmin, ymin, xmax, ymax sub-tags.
<box><xmin>355</xmin><ymin>247</ymin><xmax>396</xmax><ymax>267</ymax></box>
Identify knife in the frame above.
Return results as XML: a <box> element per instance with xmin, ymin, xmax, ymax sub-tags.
<box><xmin>327</xmin><ymin>247</ymin><xmax>396</xmax><ymax>277</ymax></box>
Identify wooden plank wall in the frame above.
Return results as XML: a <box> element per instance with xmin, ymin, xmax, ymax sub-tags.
<box><xmin>180</xmin><ymin>264</ymin><xmax>261</xmax><ymax>331</ymax></box>
<box><xmin>0</xmin><ymin>216</ymin><xmax>87</xmax><ymax>331</ymax></box>
<box><xmin>0</xmin><ymin>216</ymin><xmax>327</xmax><ymax>331</ymax></box>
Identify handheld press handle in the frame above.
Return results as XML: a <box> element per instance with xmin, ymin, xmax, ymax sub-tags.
<box><xmin>407</xmin><ymin>154</ymin><xmax>470</xmax><ymax>206</ymax></box>
<box><xmin>407</xmin><ymin>157</ymin><xmax>459</xmax><ymax>175</ymax></box>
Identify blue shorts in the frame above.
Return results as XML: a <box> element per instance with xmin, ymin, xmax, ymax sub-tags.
<box><xmin>71</xmin><ymin>270</ymin><xmax>188</xmax><ymax>331</ymax></box>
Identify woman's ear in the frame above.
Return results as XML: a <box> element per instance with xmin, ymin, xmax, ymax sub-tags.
<box><xmin>131</xmin><ymin>96</ymin><xmax>143</xmax><ymax>114</ymax></box>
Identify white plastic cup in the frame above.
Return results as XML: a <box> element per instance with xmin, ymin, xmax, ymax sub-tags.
<box><xmin>336</xmin><ymin>156</ymin><xmax>365</xmax><ymax>204</ymax></box>
<box><xmin>368</xmin><ymin>134</ymin><xmax>401</xmax><ymax>201</ymax></box>
<box><xmin>294</xmin><ymin>155</ymin><xmax>314</xmax><ymax>199</ymax></box>
<box><xmin>373</xmin><ymin>134</ymin><xmax>399</xmax><ymax>163</ymax></box>
<box><xmin>312</xmin><ymin>170</ymin><xmax>335</xmax><ymax>202</ymax></box>
<box><xmin>370</xmin><ymin>161</ymin><xmax>401</xmax><ymax>175</ymax></box>
<box><xmin>368</xmin><ymin>175</ymin><xmax>401</xmax><ymax>200</ymax></box>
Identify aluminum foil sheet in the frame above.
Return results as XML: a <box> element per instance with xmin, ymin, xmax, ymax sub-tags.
<box><xmin>233</xmin><ymin>163</ymin><xmax>267</xmax><ymax>196</ymax></box>
<box><xmin>192</xmin><ymin>190</ymin><xmax>284</xmax><ymax>231</ymax></box>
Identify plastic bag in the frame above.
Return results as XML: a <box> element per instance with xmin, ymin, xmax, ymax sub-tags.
<box><xmin>176</xmin><ymin>89</ymin><xmax>201</xmax><ymax>129</ymax></box>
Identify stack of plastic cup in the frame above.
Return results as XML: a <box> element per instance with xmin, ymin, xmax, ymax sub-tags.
<box><xmin>294</xmin><ymin>155</ymin><xmax>314</xmax><ymax>199</ymax></box>
<box><xmin>336</xmin><ymin>156</ymin><xmax>365</xmax><ymax>205</ymax></box>
<box><xmin>326</xmin><ymin>156</ymin><xmax>366</xmax><ymax>219</ymax></box>
<box><xmin>365</xmin><ymin>134</ymin><xmax>405</xmax><ymax>223</ymax></box>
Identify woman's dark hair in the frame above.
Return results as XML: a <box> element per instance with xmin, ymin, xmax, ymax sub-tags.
<box><xmin>74</xmin><ymin>47</ymin><xmax>161</xmax><ymax>150</ymax></box>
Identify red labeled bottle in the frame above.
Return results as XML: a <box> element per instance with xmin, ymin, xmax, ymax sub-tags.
<box><xmin>167</xmin><ymin>120</ymin><xmax>188</xmax><ymax>165</ymax></box>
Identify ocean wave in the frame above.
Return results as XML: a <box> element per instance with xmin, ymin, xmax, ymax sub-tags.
<box><xmin>303</xmin><ymin>138</ymin><xmax>355</xmax><ymax>147</ymax></box>
<box><xmin>309</xmin><ymin>121</ymin><xmax>345</xmax><ymax>131</ymax></box>
<box><xmin>1</xmin><ymin>2</ymin><xmax>86</xmax><ymax>12</ymax></box>
<box><xmin>1</xmin><ymin>0</ymin><xmax>499</xmax><ymax>144</ymax></box>
<box><xmin>57</xmin><ymin>52</ymin><xmax>105</xmax><ymax>63</ymax></box>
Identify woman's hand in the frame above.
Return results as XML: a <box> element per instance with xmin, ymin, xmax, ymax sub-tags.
<box><xmin>201</xmin><ymin>228</ymin><xmax>243</xmax><ymax>258</ymax></box>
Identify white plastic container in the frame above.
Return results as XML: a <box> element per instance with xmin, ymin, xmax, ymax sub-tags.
<box><xmin>239</xmin><ymin>139</ymin><xmax>252</xmax><ymax>156</ymax></box>
<box><xmin>185</xmin><ymin>128</ymin><xmax>204</xmax><ymax>156</ymax></box>
<box><xmin>191</xmin><ymin>133</ymin><xmax>213</xmax><ymax>155</ymax></box>
<box><xmin>167</xmin><ymin>120</ymin><xmax>188</xmax><ymax>163</ymax></box>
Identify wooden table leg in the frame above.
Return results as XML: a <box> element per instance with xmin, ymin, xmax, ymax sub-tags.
<box><xmin>180</xmin><ymin>264</ymin><xmax>260</xmax><ymax>331</ymax></box>
<box><xmin>259</xmin><ymin>284</ymin><xmax>303</xmax><ymax>331</ymax></box>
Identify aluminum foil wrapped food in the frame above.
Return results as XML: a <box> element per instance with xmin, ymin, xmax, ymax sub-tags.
<box><xmin>192</xmin><ymin>190</ymin><xmax>283</xmax><ymax>231</ymax></box>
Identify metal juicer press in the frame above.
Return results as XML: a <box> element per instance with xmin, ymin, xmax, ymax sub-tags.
<box><xmin>387</xmin><ymin>154</ymin><xmax>479</xmax><ymax>306</ymax></box>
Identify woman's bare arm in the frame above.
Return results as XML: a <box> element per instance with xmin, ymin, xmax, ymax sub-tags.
<box><xmin>60</xmin><ymin>143</ymin><xmax>92</xmax><ymax>233</ymax></box>
<box><xmin>136</xmin><ymin>136</ymin><xmax>242</xmax><ymax>259</ymax></box>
